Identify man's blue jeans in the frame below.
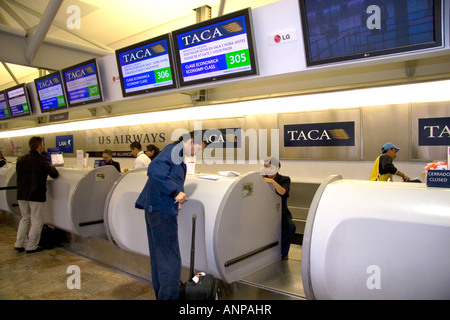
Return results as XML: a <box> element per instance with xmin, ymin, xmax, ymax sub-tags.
<box><xmin>145</xmin><ymin>210</ymin><xmax>181</xmax><ymax>300</ymax></box>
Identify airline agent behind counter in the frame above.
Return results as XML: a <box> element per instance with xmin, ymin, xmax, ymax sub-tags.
<box><xmin>124</xmin><ymin>141</ymin><xmax>151</xmax><ymax>172</ymax></box>
<box><xmin>370</xmin><ymin>142</ymin><xmax>410</xmax><ymax>182</ymax></box>
<box><xmin>261</xmin><ymin>157</ymin><xmax>296</xmax><ymax>260</ymax></box>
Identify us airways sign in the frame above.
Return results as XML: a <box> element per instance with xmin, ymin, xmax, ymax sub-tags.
<box><xmin>284</xmin><ymin>122</ymin><xmax>355</xmax><ymax>147</ymax></box>
<box><xmin>419</xmin><ymin>117</ymin><xmax>450</xmax><ymax>146</ymax></box>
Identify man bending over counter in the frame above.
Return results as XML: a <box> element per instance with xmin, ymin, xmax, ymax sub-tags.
<box><xmin>135</xmin><ymin>131</ymin><xmax>207</xmax><ymax>300</ymax></box>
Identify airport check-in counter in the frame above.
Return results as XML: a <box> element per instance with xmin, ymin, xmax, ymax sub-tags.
<box><xmin>0</xmin><ymin>165</ymin><xmax>19</xmax><ymax>215</ymax></box>
<box><xmin>45</xmin><ymin>166</ymin><xmax>122</xmax><ymax>237</ymax></box>
<box><xmin>289</xmin><ymin>181</ymin><xmax>320</xmax><ymax>235</ymax></box>
<box><xmin>302</xmin><ymin>175</ymin><xmax>450</xmax><ymax>300</ymax></box>
<box><xmin>105</xmin><ymin>170</ymin><xmax>281</xmax><ymax>284</ymax></box>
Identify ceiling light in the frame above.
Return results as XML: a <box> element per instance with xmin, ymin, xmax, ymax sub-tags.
<box><xmin>0</xmin><ymin>79</ymin><xmax>449</xmax><ymax>139</ymax></box>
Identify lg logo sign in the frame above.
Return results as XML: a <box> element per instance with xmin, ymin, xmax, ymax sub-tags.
<box><xmin>269</xmin><ymin>30</ymin><xmax>297</xmax><ymax>46</ymax></box>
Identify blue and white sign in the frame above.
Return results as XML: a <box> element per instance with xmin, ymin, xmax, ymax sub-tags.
<box><xmin>284</xmin><ymin>122</ymin><xmax>355</xmax><ymax>147</ymax></box>
<box><xmin>419</xmin><ymin>117</ymin><xmax>450</xmax><ymax>146</ymax></box>
<box><xmin>426</xmin><ymin>170</ymin><xmax>450</xmax><ymax>188</ymax></box>
<box><xmin>35</xmin><ymin>73</ymin><xmax>67</xmax><ymax>111</ymax></box>
<box><xmin>117</xmin><ymin>39</ymin><xmax>174</xmax><ymax>94</ymax></box>
<box><xmin>176</xmin><ymin>14</ymin><xmax>253</xmax><ymax>82</ymax></box>
<box><xmin>63</xmin><ymin>61</ymin><xmax>101</xmax><ymax>106</ymax></box>
<box><xmin>56</xmin><ymin>135</ymin><xmax>74</xmax><ymax>153</ymax></box>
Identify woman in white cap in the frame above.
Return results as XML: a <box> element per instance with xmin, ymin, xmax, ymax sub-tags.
<box><xmin>370</xmin><ymin>142</ymin><xmax>410</xmax><ymax>182</ymax></box>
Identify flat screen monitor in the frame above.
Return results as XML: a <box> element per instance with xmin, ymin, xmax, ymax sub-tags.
<box><xmin>34</xmin><ymin>71</ymin><xmax>68</xmax><ymax>113</ymax></box>
<box><xmin>62</xmin><ymin>58</ymin><xmax>103</xmax><ymax>108</ymax></box>
<box><xmin>115</xmin><ymin>34</ymin><xmax>178</xmax><ymax>97</ymax></box>
<box><xmin>5</xmin><ymin>83</ymin><xmax>32</xmax><ymax>118</ymax></box>
<box><xmin>172</xmin><ymin>8</ymin><xmax>258</xmax><ymax>87</ymax></box>
<box><xmin>299</xmin><ymin>0</ymin><xmax>443</xmax><ymax>66</ymax></box>
<box><xmin>0</xmin><ymin>91</ymin><xmax>10</xmax><ymax>120</ymax></box>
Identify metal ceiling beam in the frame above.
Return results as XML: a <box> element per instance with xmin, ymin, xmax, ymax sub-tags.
<box><xmin>6</xmin><ymin>0</ymin><xmax>113</xmax><ymax>53</ymax></box>
<box><xmin>0</xmin><ymin>25</ymin><xmax>111</xmax><ymax>70</ymax></box>
<box><xmin>194</xmin><ymin>5</ymin><xmax>211</xmax><ymax>23</ymax></box>
<box><xmin>1</xmin><ymin>62</ymin><xmax>19</xmax><ymax>85</ymax></box>
<box><xmin>0</xmin><ymin>0</ymin><xmax>29</xmax><ymax>30</ymax></box>
<box><xmin>25</xmin><ymin>0</ymin><xmax>63</xmax><ymax>64</ymax></box>
<box><xmin>218</xmin><ymin>0</ymin><xmax>226</xmax><ymax>17</ymax></box>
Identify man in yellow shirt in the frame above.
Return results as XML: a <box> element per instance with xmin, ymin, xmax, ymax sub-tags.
<box><xmin>370</xmin><ymin>142</ymin><xmax>410</xmax><ymax>182</ymax></box>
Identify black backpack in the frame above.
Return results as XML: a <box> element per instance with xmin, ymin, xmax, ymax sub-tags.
<box><xmin>39</xmin><ymin>224</ymin><xmax>56</xmax><ymax>250</ymax></box>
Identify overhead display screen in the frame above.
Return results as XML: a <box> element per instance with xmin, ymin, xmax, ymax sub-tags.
<box><xmin>5</xmin><ymin>84</ymin><xmax>32</xmax><ymax>118</ymax></box>
<box><xmin>172</xmin><ymin>8</ymin><xmax>258</xmax><ymax>86</ymax></box>
<box><xmin>62</xmin><ymin>58</ymin><xmax>103</xmax><ymax>108</ymax></box>
<box><xmin>34</xmin><ymin>72</ymin><xmax>68</xmax><ymax>113</ymax></box>
<box><xmin>299</xmin><ymin>0</ymin><xmax>442</xmax><ymax>66</ymax></box>
<box><xmin>0</xmin><ymin>92</ymin><xmax>10</xmax><ymax>120</ymax></box>
<box><xmin>115</xmin><ymin>34</ymin><xmax>177</xmax><ymax>97</ymax></box>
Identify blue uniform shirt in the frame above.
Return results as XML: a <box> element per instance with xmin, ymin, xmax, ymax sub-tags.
<box><xmin>135</xmin><ymin>142</ymin><xmax>187</xmax><ymax>217</ymax></box>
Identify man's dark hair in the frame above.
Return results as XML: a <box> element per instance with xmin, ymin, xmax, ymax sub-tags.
<box><xmin>177</xmin><ymin>131</ymin><xmax>209</xmax><ymax>146</ymax></box>
<box><xmin>129</xmin><ymin>141</ymin><xmax>142</xmax><ymax>151</ymax></box>
<box><xmin>29</xmin><ymin>136</ymin><xmax>43</xmax><ymax>150</ymax></box>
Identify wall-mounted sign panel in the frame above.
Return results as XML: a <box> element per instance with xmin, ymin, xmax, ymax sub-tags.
<box><xmin>299</xmin><ymin>0</ymin><xmax>443</xmax><ymax>66</ymax></box>
<box><xmin>0</xmin><ymin>91</ymin><xmax>10</xmax><ymax>120</ymax></box>
<box><xmin>411</xmin><ymin>103</ymin><xmax>450</xmax><ymax>161</ymax></box>
<box><xmin>5</xmin><ymin>83</ymin><xmax>33</xmax><ymax>118</ymax></box>
<box><xmin>34</xmin><ymin>71</ymin><xmax>68</xmax><ymax>113</ymax></box>
<box><xmin>172</xmin><ymin>8</ymin><xmax>258</xmax><ymax>87</ymax></box>
<box><xmin>279</xmin><ymin>109</ymin><xmax>361</xmax><ymax>160</ymax></box>
<box><xmin>284</xmin><ymin>121</ymin><xmax>355</xmax><ymax>147</ymax></box>
<box><xmin>115</xmin><ymin>34</ymin><xmax>178</xmax><ymax>97</ymax></box>
<box><xmin>418</xmin><ymin>117</ymin><xmax>450</xmax><ymax>146</ymax></box>
<box><xmin>62</xmin><ymin>58</ymin><xmax>104</xmax><ymax>108</ymax></box>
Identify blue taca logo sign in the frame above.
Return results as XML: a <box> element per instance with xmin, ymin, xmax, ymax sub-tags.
<box><xmin>56</xmin><ymin>135</ymin><xmax>74</xmax><ymax>153</ymax></box>
<box><xmin>419</xmin><ymin>117</ymin><xmax>450</xmax><ymax>146</ymax></box>
<box><xmin>284</xmin><ymin>122</ymin><xmax>355</xmax><ymax>147</ymax></box>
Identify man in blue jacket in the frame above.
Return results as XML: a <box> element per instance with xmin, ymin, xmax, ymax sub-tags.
<box><xmin>135</xmin><ymin>130</ymin><xmax>206</xmax><ymax>300</ymax></box>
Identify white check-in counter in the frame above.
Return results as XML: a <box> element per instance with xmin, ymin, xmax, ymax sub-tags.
<box><xmin>302</xmin><ymin>175</ymin><xmax>450</xmax><ymax>300</ymax></box>
<box><xmin>46</xmin><ymin>166</ymin><xmax>122</xmax><ymax>237</ymax></box>
<box><xmin>0</xmin><ymin>165</ymin><xmax>19</xmax><ymax>215</ymax></box>
<box><xmin>105</xmin><ymin>170</ymin><xmax>281</xmax><ymax>284</ymax></box>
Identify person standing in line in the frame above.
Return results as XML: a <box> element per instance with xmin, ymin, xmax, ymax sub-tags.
<box><xmin>135</xmin><ymin>131</ymin><xmax>207</xmax><ymax>300</ymax></box>
<box><xmin>370</xmin><ymin>142</ymin><xmax>410</xmax><ymax>182</ymax></box>
<box><xmin>124</xmin><ymin>141</ymin><xmax>150</xmax><ymax>172</ymax></box>
<box><xmin>14</xmin><ymin>136</ymin><xmax>59</xmax><ymax>253</ymax></box>
<box><xmin>261</xmin><ymin>157</ymin><xmax>296</xmax><ymax>260</ymax></box>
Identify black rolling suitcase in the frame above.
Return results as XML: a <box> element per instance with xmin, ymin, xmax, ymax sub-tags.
<box><xmin>180</xmin><ymin>214</ymin><xmax>218</xmax><ymax>300</ymax></box>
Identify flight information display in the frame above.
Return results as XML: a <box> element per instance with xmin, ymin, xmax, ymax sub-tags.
<box><xmin>116</xmin><ymin>34</ymin><xmax>177</xmax><ymax>97</ymax></box>
<box><xmin>5</xmin><ymin>84</ymin><xmax>32</xmax><ymax>118</ymax></box>
<box><xmin>62</xmin><ymin>59</ymin><xmax>103</xmax><ymax>108</ymax></box>
<box><xmin>300</xmin><ymin>0</ymin><xmax>442</xmax><ymax>66</ymax></box>
<box><xmin>34</xmin><ymin>72</ymin><xmax>68</xmax><ymax>113</ymax></box>
<box><xmin>173</xmin><ymin>8</ymin><xmax>258</xmax><ymax>86</ymax></box>
<box><xmin>0</xmin><ymin>92</ymin><xmax>10</xmax><ymax>120</ymax></box>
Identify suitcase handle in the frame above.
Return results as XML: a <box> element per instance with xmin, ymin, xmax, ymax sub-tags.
<box><xmin>189</xmin><ymin>214</ymin><xmax>197</xmax><ymax>279</ymax></box>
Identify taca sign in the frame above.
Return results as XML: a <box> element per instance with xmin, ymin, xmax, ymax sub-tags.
<box><xmin>419</xmin><ymin>117</ymin><xmax>450</xmax><ymax>146</ymax></box>
<box><xmin>284</xmin><ymin>122</ymin><xmax>355</xmax><ymax>147</ymax></box>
